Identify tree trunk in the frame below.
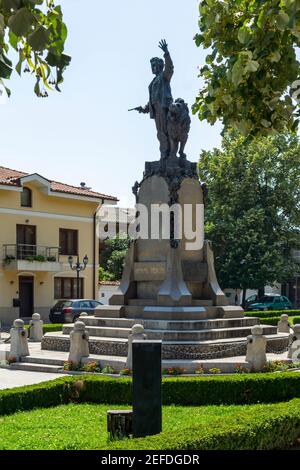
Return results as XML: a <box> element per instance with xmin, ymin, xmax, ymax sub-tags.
<box><xmin>258</xmin><ymin>287</ymin><xmax>265</xmax><ymax>299</ymax></box>
<box><xmin>242</xmin><ymin>288</ymin><xmax>247</xmax><ymax>308</ymax></box>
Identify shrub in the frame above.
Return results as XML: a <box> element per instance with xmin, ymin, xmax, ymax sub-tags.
<box><xmin>25</xmin><ymin>324</ymin><xmax>63</xmax><ymax>334</ymax></box>
<box><xmin>195</xmin><ymin>367</ymin><xmax>205</xmax><ymax>375</ymax></box>
<box><xmin>257</xmin><ymin>316</ymin><xmax>300</xmax><ymax>327</ymax></box>
<box><xmin>162</xmin><ymin>368</ymin><xmax>186</xmax><ymax>376</ymax></box>
<box><xmin>63</xmin><ymin>361</ymin><xmax>82</xmax><ymax>372</ymax></box>
<box><xmin>263</xmin><ymin>361</ymin><xmax>290</xmax><ymax>373</ymax></box>
<box><xmin>0</xmin><ymin>378</ymin><xmax>73</xmax><ymax>416</ymax></box>
<box><xmin>82</xmin><ymin>362</ymin><xmax>101</xmax><ymax>373</ymax></box>
<box><xmin>2</xmin><ymin>373</ymin><xmax>300</xmax><ymax>417</ymax></box>
<box><xmin>119</xmin><ymin>368</ymin><xmax>132</xmax><ymax>376</ymax></box>
<box><xmin>108</xmin><ymin>398</ymin><xmax>300</xmax><ymax>450</ymax></box>
<box><xmin>208</xmin><ymin>368</ymin><xmax>221</xmax><ymax>374</ymax></box>
<box><xmin>101</xmin><ymin>365</ymin><xmax>116</xmax><ymax>375</ymax></box>
<box><xmin>43</xmin><ymin>324</ymin><xmax>63</xmax><ymax>334</ymax></box>
<box><xmin>245</xmin><ymin>310</ymin><xmax>300</xmax><ymax>318</ymax></box>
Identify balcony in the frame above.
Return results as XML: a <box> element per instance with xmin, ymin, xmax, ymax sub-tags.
<box><xmin>3</xmin><ymin>244</ymin><xmax>62</xmax><ymax>272</ymax></box>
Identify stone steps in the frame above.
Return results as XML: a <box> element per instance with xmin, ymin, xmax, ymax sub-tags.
<box><xmin>78</xmin><ymin>315</ymin><xmax>258</xmax><ymax>330</ymax></box>
<box><xmin>127</xmin><ymin>299</ymin><xmax>214</xmax><ymax>307</ymax></box>
<box><xmin>10</xmin><ymin>362</ymin><xmax>63</xmax><ymax>374</ymax></box>
<box><xmin>95</xmin><ymin>304</ymin><xmax>243</xmax><ymax>320</ymax></box>
<box><xmin>125</xmin><ymin>306</ymin><xmax>217</xmax><ymax>320</ymax></box>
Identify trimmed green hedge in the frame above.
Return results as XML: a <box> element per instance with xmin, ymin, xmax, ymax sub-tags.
<box><xmin>25</xmin><ymin>324</ymin><xmax>62</xmax><ymax>334</ymax></box>
<box><xmin>259</xmin><ymin>316</ymin><xmax>300</xmax><ymax>326</ymax></box>
<box><xmin>107</xmin><ymin>398</ymin><xmax>300</xmax><ymax>450</ymax></box>
<box><xmin>42</xmin><ymin>324</ymin><xmax>63</xmax><ymax>334</ymax></box>
<box><xmin>245</xmin><ymin>309</ymin><xmax>300</xmax><ymax>318</ymax></box>
<box><xmin>2</xmin><ymin>373</ymin><xmax>300</xmax><ymax>417</ymax></box>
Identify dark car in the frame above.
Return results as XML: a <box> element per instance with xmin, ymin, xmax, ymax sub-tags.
<box><xmin>247</xmin><ymin>295</ymin><xmax>292</xmax><ymax>312</ymax></box>
<box><xmin>49</xmin><ymin>299</ymin><xmax>103</xmax><ymax>324</ymax></box>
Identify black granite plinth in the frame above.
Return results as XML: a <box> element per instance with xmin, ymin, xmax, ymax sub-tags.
<box><xmin>132</xmin><ymin>340</ymin><xmax>162</xmax><ymax>437</ymax></box>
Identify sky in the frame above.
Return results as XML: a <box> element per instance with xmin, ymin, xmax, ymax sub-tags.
<box><xmin>0</xmin><ymin>0</ymin><xmax>223</xmax><ymax>207</ymax></box>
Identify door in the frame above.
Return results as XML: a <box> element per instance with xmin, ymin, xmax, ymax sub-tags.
<box><xmin>19</xmin><ymin>276</ymin><xmax>34</xmax><ymax>318</ymax></box>
<box><xmin>17</xmin><ymin>225</ymin><xmax>36</xmax><ymax>259</ymax></box>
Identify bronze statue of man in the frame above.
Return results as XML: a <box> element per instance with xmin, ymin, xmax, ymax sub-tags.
<box><xmin>134</xmin><ymin>39</ymin><xmax>174</xmax><ymax>159</ymax></box>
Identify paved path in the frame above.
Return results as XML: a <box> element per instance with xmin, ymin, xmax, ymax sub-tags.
<box><xmin>0</xmin><ymin>368</ymin><xmax>64</xmax><ymax>390</ymax></box>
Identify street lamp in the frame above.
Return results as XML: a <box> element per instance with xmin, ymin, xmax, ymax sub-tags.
<box><xmin>68</xmin><ymin>254</ymin><xmax>88</xmax><ymax>299</ymax></box>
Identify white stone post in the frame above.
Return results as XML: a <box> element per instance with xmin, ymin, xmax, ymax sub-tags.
<box><xmin>288</xmin><ymin>324</ymin><xmax>300</xmax><ymax>361</ymax></box>
<box><xmin>29</xmin><ymin>313</ymin><xmax>44</xmax><ymax>342</ymax></box>
<box><xmin>246</xmin><ymin>325</ymin><xmax>267</xmax><ymax>371</ymax></box>
<box><xmin>79</xmin><ymin>312</ymin><xmax>88</xmax><ymax>318</ymax></box>
<box><xmin>277</xmin><ymin>314</ymin><xmax>291</xmax><ymax>334</ymax></box>
<box><xmin>9</xmin><ymin>319</ymin><xmax>29</xmax><ymax>362</ymax></box>
<box><xmin>126</xmin><ymin>324</ymin><xmax>147</xmax><ymax>369</ymax></box>
<box><xmin>68</xmin><ymin>321</ymin><xmax>90</xmax><ymax>365</ymax></box>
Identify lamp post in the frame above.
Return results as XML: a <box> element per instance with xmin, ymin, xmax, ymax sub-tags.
<box><xmin>68</xmin><ymin>255</ymin><xmax>88</xmax><ymax>299</ymax></box>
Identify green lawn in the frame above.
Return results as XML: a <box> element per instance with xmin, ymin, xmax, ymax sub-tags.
<box><xmin>1</xmin><ymin>400</ymin><xmax>300</xmax><ymax>450</ymax></box>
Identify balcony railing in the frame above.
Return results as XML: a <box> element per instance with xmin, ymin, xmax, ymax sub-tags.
<box><xmin>3</xmin><ymin>244</ymin><xmax>60</xmax><ymax>263</ymax></box>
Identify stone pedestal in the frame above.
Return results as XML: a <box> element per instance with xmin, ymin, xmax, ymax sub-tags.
<box><xmin>9</xmin><ymin>319</ymin><xmax>29</xmax><ymax>361</ymax></box>
<box><xmin>288</xmin><ymin>325</ymin><xmax>300</xmax><ymax>360</ymax></box>
<box><xmin>246</xmin><ymin>325</ymin><xmax>267</xmax><ymax>371</ymax></box>
<box><xmin>68</xmin><ymin>321</ymin><xmax>90</xmax><ymax>365</ymax></box>
<box><xmin>277</xmin><ymin>314</ymin><xmax>291</xmax><ymax>334</ymax></box>
<box><xmin>126</xmin><ymin>324</ymin><xmax>147</xmax><ymax>369</ymax></box>
<box><xmin>29</xmin><ymin>313</ymin><xmax>44</xmax><ymax>342</ymax></box>
<box><xmin>106</xmin><ymin>157</ymin><xmax>243</xmax><ymax>318</ymax></box>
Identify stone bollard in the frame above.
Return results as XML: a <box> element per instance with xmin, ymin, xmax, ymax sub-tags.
<box><xmin>9</xmin><ymin>319</ymin><xmax>29</xmax><ymax>362</ymax></box>
<box><xmin>29</xmin><ymin>313</ymin><xmax>44</xmax><ymax>342</ymax></box>
<box><xmin>246</xmin><ymin>325</ymin><xmax>267</xmax><ymax>371</ymax></box>
<box><xmin>79</xmin><ymin>312</ymin><xmax>88</xmax><ymax>320</ymax></box>
<box><xmin>277</xmin><ymin>314</ymin><xmax>291</xmax><ymax>334</ymax></box>
<box><xmin>126</xmin><ymin>324</ymin><xmax>147</xmax><ymax>370</ymax></box>
<box><xmin>68</xmin><ymin>321</ymin><xmax>90</xmax><ymax>365</ymax></box>
<box><xmin>288</xmin><ymin>324</ymin><xmax>300</xmax><ymax>361</ymax></box>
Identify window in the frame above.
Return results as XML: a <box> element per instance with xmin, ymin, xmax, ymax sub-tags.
<box><xmin>21</xmin><ymin>187</ymin><xmax>32</xmax><ymax>207</ymax></box>
<box><xmin>59</xmin><ymin>229</ymin><xmax>78</xmax><ymax>255</ymax></box>
<box><xmin>54</xmin><ymin>277</ymin><xmax>84</xmax><ymax>299</ymax></box>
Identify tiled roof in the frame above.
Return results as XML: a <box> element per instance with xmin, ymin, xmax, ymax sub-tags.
<box><xmin>0</xmin><ymin>165</ymin><xmax>118</xmax><ymax>201</ymax></box>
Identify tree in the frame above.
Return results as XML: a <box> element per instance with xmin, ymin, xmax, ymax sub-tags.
<box><xmin>100</xmin><ymin>236</ymin><xmax>129</xmax><ymax>281</ymax></box>
<box><xmin>198</xmin><ymin>131</ymin><xmax>300</xmax><ymax>305</ymax></box>
<box><xmin>0</xmin><ymin>0</ymin><xmax>70</xmax><ymax>97</ymax></box>
<box><xmin>194</xmin><ymin>0</ymin><xmax>300</xmax><ymax>137</ymax></box>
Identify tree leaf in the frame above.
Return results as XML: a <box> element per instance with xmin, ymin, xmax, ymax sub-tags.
<box><xmin>232</xmin><ymin>59</ymin><xmax>244</xmax><ymax>87</ymax></box>
<box><xmin>28</xmin><ymin>26</ymin><xmax>50</xmax><ymax>51</ymax></box>
<box><xmin>276</xmin><ymin>11</ymin><xmax>290</xmax><ymax>30</ymax></box>
<box><xmin>238</xmin><ymin>26</ymin><xmax>251</xmax><ymax>44</ymax></box>
<box><xmin>8</xmin><ymin>7</ymin><xmax>35</xmax><ymax>37</ymax></box>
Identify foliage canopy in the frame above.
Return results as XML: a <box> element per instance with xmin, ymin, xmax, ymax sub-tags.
<box><xmin>194</xmin><ymin>0</ymin><xmax>300</xmax><ymax>137</ymax></box>
<box><xmin>0</xmin><ymin>0</ymin><xmax>70</xmax><ymax>97</ymax></box>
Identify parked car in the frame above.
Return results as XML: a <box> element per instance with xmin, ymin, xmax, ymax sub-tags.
<box><xmin>49</xmin><ymin>299</ymin><xmax>103</xmax><ymax>324</ymax></box>
<box><xmin>246</xmin><ymin>295</ymin><xmax>292</xmax><ymax>312</ymax></box>
<box><xmin>245</xmin><ymin>294</ymin><xmax>260</xmax><ymax>309</ymax></box>
<box><xmin>245</xmin><ymin>293</ymin><xmax>279</xmax><ymax>309</ymax></box>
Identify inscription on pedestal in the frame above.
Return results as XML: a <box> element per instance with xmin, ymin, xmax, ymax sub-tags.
<box><xmin>134</xmin><ymin>262</ymin><xmax>166</xmax><ymax>281</ymax></box>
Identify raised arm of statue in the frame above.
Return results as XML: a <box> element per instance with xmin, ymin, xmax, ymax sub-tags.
<box><xmin>158</xmin><ymin>39</ymin><xmax>174</xmax><ymax>82</ymax></box>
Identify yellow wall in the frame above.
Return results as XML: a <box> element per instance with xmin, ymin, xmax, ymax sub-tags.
<box><xmin>0</xmin><ymin>181</ymin><xmax>101</xmax><ymax>325</ymax></box>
